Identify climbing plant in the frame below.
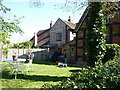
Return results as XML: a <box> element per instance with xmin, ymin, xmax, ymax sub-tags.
<box><xmin>86</xmin><ymin>2</ymin><xmax>107</xmax><ymax>67</ymax></box>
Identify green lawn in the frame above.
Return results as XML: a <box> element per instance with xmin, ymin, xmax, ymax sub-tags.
<box><xmin>1</xmin><ymin>60</ymin><xmax>81</xmax><ymax>88</ymax></box>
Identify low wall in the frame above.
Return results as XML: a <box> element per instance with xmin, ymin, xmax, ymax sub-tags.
<box><xmin>0</xmin><ymin>48</ymin><xmax>53</xmax><ymax>61</ymax></box>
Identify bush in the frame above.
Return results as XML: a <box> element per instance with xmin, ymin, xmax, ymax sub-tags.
<box><xmin>69</xmin><ymin>60</ymin><xmax>120</xmax><ymax>89</ymax></box>
<box><xmin>43</xmin><ymin>59</ymin><xmax>120</xmax><ymax>89</ymax></box>
<box><xmin>102</xmin><ymin>44</ymin><xmax>120</xmax><ymax>63</ymax></box>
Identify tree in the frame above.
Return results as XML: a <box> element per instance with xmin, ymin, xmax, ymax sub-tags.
<box><xmin>0</xmin><ymin>1</ymin><xmax>23</xmax><ymax>55</ymax></box>
<box><xmin>12</xmin><ymin>41</ymin><xmax>33</xmax><ymax>49</ymax></box>
<box><xmin>29</xmin><ymin>0</ymin><xmax>44</xmax><ymax>7</ymax></box>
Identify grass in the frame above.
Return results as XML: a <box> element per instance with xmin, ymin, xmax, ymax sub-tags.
<box><xmin>1</xmin><ymin>60</ymin><xmax>81</xmax><ymax>88</ymax></box>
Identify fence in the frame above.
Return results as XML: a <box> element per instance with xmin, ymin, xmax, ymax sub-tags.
<box><xmin>0</xmin><ymin>48</ymin><xmax>54</xmax><ymax>62</ymax></box>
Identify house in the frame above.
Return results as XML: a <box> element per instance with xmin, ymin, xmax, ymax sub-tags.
<box><xmin>106</xmin><ymin>2</ymin><xmax>120</xmax><ymax>44</ymax></box>
<box><xmin>61</xmin><ymin>9</ymin><xmax>88</xmax><ymax>66</ymax></box>
<box><xmin>62</xmin><ymin>40</ymin><xmax>76</xmax><ymax>64</ymax></box>
<box><xmin>30</xmin><ymin>17</ymin><xmax>76</xmax><ymax>57</ymax></box>
<box><xmin>62</xmin><ymin>2</ymin><xmax>120</xmax><ymax>66</ymax></box>
<box><xmin>49</xmin><ymin>18</ymin><xmax>76</xmax><ymax>49</ymax></box>
<box><xmin>73</xmin><ymin>8</ymin><xmax>88</xmax><ymax>66</ymax></box>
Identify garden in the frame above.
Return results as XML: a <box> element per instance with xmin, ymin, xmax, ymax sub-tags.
<box><xmin>1</xmin><ymin>45</ymin><xmax>120</xmax><ymax>89</ymax></box>
<box><xmin>0</xmin><ymin>1</ymin><xmax>120</xmax><ymax>89</ymax></box>
<box><xmin>1</xmin><ymin>60</ymin><xmax>81</xmax><ymax>88</ymax></box>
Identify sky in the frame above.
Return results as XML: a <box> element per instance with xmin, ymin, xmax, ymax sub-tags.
<box><xmin>2</xmin><ymin>0</ymin><xmax>86</xmax><ymax>43</ymax></box>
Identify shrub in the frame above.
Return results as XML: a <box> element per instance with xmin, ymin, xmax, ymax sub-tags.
<box><xmin>43</xmin><ymin>59</ymin><xmax>120</xmax><ymax>89</ymax></box>
<box><xmin>102</xmin><ymin>44</ymin><xmax>120</xmax><ymax>63</ymax></box>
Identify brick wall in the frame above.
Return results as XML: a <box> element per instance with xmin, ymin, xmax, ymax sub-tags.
<box><xmin>50</xmin><ymin>19</ymin><xmax>66</xmax><ymax>46</ymax></box>
<box><xmin>75</xmin><ymin>9</ymin><xmax>120</xmax><ymax>66</ymax></box>
<box><xmin>62</xmin><ymin>40</ymin><xmax>76</xmax><ymax>64</ymax></box>
<box><xmin>49</xmin><ymin>18</ymin><xmax>74</xmax><ymax>47</ymax></box>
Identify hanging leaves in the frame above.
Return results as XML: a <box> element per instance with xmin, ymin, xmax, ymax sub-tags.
<box><xmin>0</xmin><ymin>2</ymin><xmax>24</xmax><ymax>56</ymax></box>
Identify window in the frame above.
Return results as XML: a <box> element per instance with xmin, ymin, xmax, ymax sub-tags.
<box><xmin>56</xmin><ymin>33</ymin><xmax>62</xmax><ymax>41</ymax></box>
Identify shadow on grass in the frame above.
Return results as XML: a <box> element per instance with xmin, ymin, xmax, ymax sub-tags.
<box><xmin>21</xmin><ymin>75</ymin><xmax>68</xmax><ymax>82</ymax></box>
<box><xmin>33</xmin><ymin>60</ymin><xmax>80</xmax><ymax>68</ymax></box>
<box><xmin>33</xmin><ymin>60</ymin><xmax>57</xmax><ymax>66</ymax></box>
<box><xmin>2</xmin><ymin>70</ymin><xmax>69</xmax><ymax>82</ymax></box>
<box><xmin>69</xmin><ymin>69</ymin><xmax>82</xmax><ymax>72</ymax></box>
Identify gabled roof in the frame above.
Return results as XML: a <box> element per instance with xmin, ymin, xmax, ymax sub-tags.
<box><xmin>60</xmin><ymin>18</ymin><xmax>76</xmax><ymax>29</ymax></box>
<box><xmin>74</xmin><ymin>8</ymin><xmax>88</xmax><ymax>32</ymax></box>
<box><xmin>37</xmin><ymin>29</ymin><xmax>50</xmax><ymax>36</ymax></box>
<box><xmin>74</xmin><ymin>2</ymin><xmax>120</xmax><ymax>32</ymax></box>
<box><xmin>29</xmin><ymin>29</ymin><xmax>50</xmax><ymax>41</ymax></box>
<box><xmin>36</xmin><ymin>38</ymin><xmax>50</xmax><ymax>47</ymax></box>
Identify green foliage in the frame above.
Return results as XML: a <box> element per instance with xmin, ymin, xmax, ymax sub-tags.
<box><xmin>86</xmin><ymin>2</ymin><xmax>106</xmax><ymax>67</ymax></box>
<box><xmin>23</xmin><ymin>41</ymin><xmax>33</xmax><ymax>48</ymax></box>
<box><xmin>0</xmin><ymin>2</ymin><xmax>11</xmax><ymax>13</ymax></box>
<box><xmin>12</xmin><ymin>43</ymin><xmax>19</xmax><ymax>48</ymax></box>
<box><xmin>0</xmin><ymin>2</ymin><xmax>23</xmax><ymax>49</ymax></box>
<box><xmin>102</xmin><ymin>44</ymin><xmax>120</xmax><ymax>63</ymax></box>
<box><xmin>12</xmin><ymin>41</ymin><xmax>33</xmax><ymax>48</ymax></box>
<box><xmin>45</xmin><ymin>59</ymin><xmax>120</xmax><ymax>89</ymax></box>
<box><xmin>2</xmin><ymin>47</ymin><xmax>9</xmax><ymax>56</ymax></box>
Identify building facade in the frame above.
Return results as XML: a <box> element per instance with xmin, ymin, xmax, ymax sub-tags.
<box><xmin>49</xmin><ymin>18</ymin><xmax>76</xmax><ymax>47</ymax></box>
<box><xmin>74</xmin><ymin>3</ymin><xmax>120</xmax><ymax>66</ymax></box>
<box><xmin>62</xmin><ymin>2</ymin><xmax>120</xmax><ymax>66</ymax></box>
<box><xmin>30</xmin><ymin>18</ymin><xmax>76</xmax><ymax>51</ymax></box>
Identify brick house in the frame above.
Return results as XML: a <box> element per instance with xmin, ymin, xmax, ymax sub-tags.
<box><xmin>49</xmin><ymin>18</ymin><xmax>76</xmax><ymax>48</ymax></box>
<box><xmin>62</xmin><ymin>2</ymin><xmax>120</xmax><ymax>66</ymax></box>
<box><xmin>30</xmin><ymin>17</ymin><xmax>76</xmax><ymax>62</ymax></box>
<box><xmin>106</xmin><ymin>2</ymin><xmax>120</xmax><ymax>44</ymax></box>
<box><xmin>62</xmin><ymin>9</ymin><xmax>88</xmax><ymax>66</ymax></box>
<box><xmin>62</xmin><ymin>40</ymin><xmax>76</xmax><ymax>64</ymax></box>
<box><xmin>30</xmin><ymin>17</ymin><xmax>76</xmax><ymax>50</ymax></box>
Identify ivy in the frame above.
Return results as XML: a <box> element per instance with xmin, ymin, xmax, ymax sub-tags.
<box><xmin>86</xmin><ymin>2</ymin><xmax>106</xmax><ymax>67</ymax></box>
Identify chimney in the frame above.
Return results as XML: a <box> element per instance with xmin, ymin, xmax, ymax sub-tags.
<box><xmin>68</xmin><ymin>16</ymin><xmax>71</xmax><ymax>22</ymax></box>
<box><xmin>34</xmin><ymin>32</ymin><xmax>37</xmax><ymax>47</ymax></box>
<box><xmin>50</xmin><ymin>21</ymin><xmax>52</xmax><ymax>28</ymax></box>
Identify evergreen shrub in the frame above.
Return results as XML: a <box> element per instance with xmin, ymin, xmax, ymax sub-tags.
<box><xmin>102</xmin><ymin>44</ymin><xmax>120</xmax><ymax>63</ymax></box>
